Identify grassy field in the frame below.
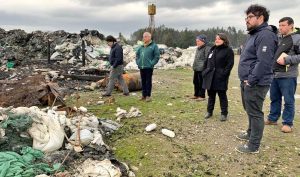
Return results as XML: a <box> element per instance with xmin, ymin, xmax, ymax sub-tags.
<box><xmin>67</xmin><ymin>55</ymin><xmax>300</xmax><ymax>176</ymax></box>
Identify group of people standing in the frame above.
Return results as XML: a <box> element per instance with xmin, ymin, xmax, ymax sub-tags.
<box><xmin>102</xmin><ymin>4</ymin><xmax>299</xmax><ymax>154</ymax></box>
<box><xmin>102</xmin><ymin>32</ymin><xmax>159</xmax><ymax>102</ymax></box>
<box><xmin>192</xmin><ymin>33</ymin><xmax>234</xmax><ymax>122</ymax></box>
<box><xmin>192</xmin><ymin>4</ymin><xmax>300</xmax><ymax>153</ymax></box>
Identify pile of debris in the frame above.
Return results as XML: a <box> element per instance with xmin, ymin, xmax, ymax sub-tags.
<box><xmin>0</xmin><ymin>27</ymin><xmax>198</xmax><ymax>73</ymax></box>
<box><xmin>0</xmin><ymin>106</ymin><xmax>135</xmax><ymax>177</ymax></box>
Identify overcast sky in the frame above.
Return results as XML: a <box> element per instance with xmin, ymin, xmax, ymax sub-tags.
<box><xmin>1</xmin><ymin>0</ymin><xmax>300</xmax><ymax>38</ymax></box>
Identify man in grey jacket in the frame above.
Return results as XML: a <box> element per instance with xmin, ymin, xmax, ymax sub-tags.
<box><xmin>236</xmin><ymin>4</ymin><xmax>278</xmax><ymax>154</ymax></box>
<box><xmin>265</xmin><ymin>17</ymin><xmax>300</xmax><ymax>133</ymax></box>
<box><xmin>191</xmin><ymin>34</ymin><xmax>211</xmax><ymax>101</ymax></box>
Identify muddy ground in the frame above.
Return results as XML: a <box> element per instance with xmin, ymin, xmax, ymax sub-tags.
<box><xmin>0</xmin><ymin>60</ymin><xmax>105</xmax><ymax>107</ymax></box>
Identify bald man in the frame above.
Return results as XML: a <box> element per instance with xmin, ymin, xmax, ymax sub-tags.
<box><xmin>136</xmin><ymin>32</ymin><xmax>160</xmax><ymax>102</ymax></box>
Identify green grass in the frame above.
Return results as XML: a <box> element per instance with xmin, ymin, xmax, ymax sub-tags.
<box><xmin>66</xmin><ymin>57</ymin><xmax>300</xmax><ymax>176</ymax></box>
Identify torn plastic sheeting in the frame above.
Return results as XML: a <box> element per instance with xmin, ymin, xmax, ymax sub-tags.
<box><xmin>65</xmin><ymin>114</ymin><xmax>105</xmax><ymax>147</ymax></box>
<box><xmin>126</xmin><ymin>107</ymin><xmax>142</xmax><ymax>118</ymax></box>
<box><xmin>75</xmin><ymin>158</ymin><xmax>121</xmax><ymax>177</ymax></box>
<box><xmin>115</xmin><ymin>107</ymin><xmax>127</xmax><ymax>121</ymax></box>
<box><xmin>100</xmin><ymin>119</ymin><xmax>121</xmax><ymax>132</ymax></box>
<box><xmin>0</xmin><ymin>113</ymin><xmax>34</xmax><ymax>151</ymax></box>
<box><xmin>7</xmin><ymin>107</ymin><xmax>65</xmax><ymax>153</ymax></box>
<box><xmin>115</xmin><ymin>107</ymin><xmax>142</xmax><ymax>121</ymax></box>
<box><xmin>0</xmin><ymin>147</ymin><xmax>62</xmax><ymax>177</ymax></box>
<box><xmin>69</xmin><ymin>129</ymin><xmax>94</xmax><ymax>146</ymax></box>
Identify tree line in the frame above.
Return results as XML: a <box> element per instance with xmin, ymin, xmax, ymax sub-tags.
<box><xmin>129</xmin><ymin>25</ymin><xmax>248</xmax><ymax>49</ymax></box>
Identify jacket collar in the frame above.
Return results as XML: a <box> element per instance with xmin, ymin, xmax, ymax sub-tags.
<box><xmin>197</xmin><ymin>44</ymin><xmax>206</xmax><ymax>50</ymax></box>
<box><xmin>111</xmin><ymin>42</ymin><xmax>118</xmax><ymax>48</ymax></box>
<box><xmin>144</xmin><ymin>40</ymin><xmax>152</xmax><ymax>47</ymax></box>
<box><xmin>248</xmin><ymin>22</ymin><xmax>268</xmax><ymax>34</ymax></box>
<box><xmin>212</xmin><ymin>44</ymin><xmax>227</xmax><ymax>49</ymax></box>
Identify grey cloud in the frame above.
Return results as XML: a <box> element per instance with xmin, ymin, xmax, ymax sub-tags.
<box><xmin>1</xmin><ymin>0</ymin><xmax>300</xmax><ymax>38</ymax></box>
<box><xmin>73</xmin><ymin>0</ymin><xmax>245</xmax><ymax>9</ymax></box>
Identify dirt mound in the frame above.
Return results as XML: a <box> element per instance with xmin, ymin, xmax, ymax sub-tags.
<box><xmin>0</xmin><ymin>75</ymin><xmax>64</xmax><ymax>107</ymax></box>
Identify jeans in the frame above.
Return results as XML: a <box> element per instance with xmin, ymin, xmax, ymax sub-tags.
<box><xmin>193</xmin><ymin>71</ymin><xmax>205</xmax><ymax>98</ymax></box>
<box><xmin>207</xmin><ymin>90</ymin><xmax>228</xmax><ymax>115</ymax></box>
<box><xmin>105</xmin><ymin>65</ymin><xmax>129</xmax><ymax>95</ymax></box>
<box><xmin>268</xmin><ymin>77</ymin><xmax>297</xmax><ymax>126</ymax></box>
<box><xmin>241</xmin><ymin>82</ymin><xmax>269</xmax><ymax>150</ymax></box>
<box><xmin>140</xmin><ymin>68</ymin><xmax>154</xmax><ymax>97</ymax></box>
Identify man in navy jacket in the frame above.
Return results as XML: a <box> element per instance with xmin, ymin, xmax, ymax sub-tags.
<box><xmin>236</xmin><ymin>4</ymin><xmax>278</xmax><ymax>154</ymax></box>
<box><xmin>102</xmin><ymin>35</ymin><xmax>129</xmax><ymax>96</ymax></box>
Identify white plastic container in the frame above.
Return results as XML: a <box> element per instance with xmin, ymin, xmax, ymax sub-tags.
<box><xmin>145</xmin><ymin>123</ymin><xmax>157</xmax><ymax>132</ymax></box>
<box><xmin>161</xmin><ymin>128</ymin><xmax>175</xmax><ymax>138</ymax></box>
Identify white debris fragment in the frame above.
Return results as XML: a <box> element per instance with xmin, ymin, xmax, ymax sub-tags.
<box><xmin>145</xmin><ymin>123</ymin><xmax>157</xmax><ymax>132</ymax></box>
<box><xmin>35</xmin><ymin>174</ymin><xmax>50</xmax><ymax>177</ymax></box>
<box><xmin>0</xmin><ymin>128</ymin><xmax>5</xmax><ymax>138</ymax></box>
<box><xmin>97</xmin><ymin>101</ymin><xmax>105</xmax><ymax>105</ymax></box>
<box><xmin>75</xmin><ymin>159</ymin><xmax>122</xmax><ymax>177</ymax></box>
<box><xmin>115</xmin><ymin>107</ymin><xmax>127</xmax><ymax>121</ymax></box>
<box><xmin>70</xmin><ymin>129</ymin><xmax>94</xmax><ymax>146</ymax></box>
<box><xmin>91</xmin><ymin>131</ymin><xmax>105</xmax><ymax>146</ymax></box>
<box><xmin>161</xmin><ymin>128</ymin><xmax>176</xmax><ymax>138</ymax></box>
<box><xmin>115</xmin><ymin>107</ymin><xmax>142</xmax><ymax>121</ymax></box>
<box><xmin>79</xmin><ymin>106</ymin><xmax>88</xmax><ymax>113</ymax></box>
<box><xmin>126</xmin><ymin>107</ymin><xmax>142</xmax><ymax>118</ymax></box>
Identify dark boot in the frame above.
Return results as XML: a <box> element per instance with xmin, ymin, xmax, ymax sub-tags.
<box><xmin>220</xmin><ymin>114</ymin><xmax>227</xmax><ymax>121</ymax></box>
<box><xmin>204</xmin><ymin>112</ymin><xmax>213</xmax><ymax>119</ymax></box>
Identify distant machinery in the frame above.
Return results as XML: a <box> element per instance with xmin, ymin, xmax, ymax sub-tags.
<box><xmin>148</xmin><ymin>0</ymin><xmax>156</xmax><ymax>35</ymax></box>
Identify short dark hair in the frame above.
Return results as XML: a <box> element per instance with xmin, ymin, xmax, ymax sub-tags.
<box><xmin>106</xmin><ymin>35</ymin><xmax>117</xmax><ymax>42</ymax></box>
<box><xmin>217</xmin><ymin>33</ymin><xmax>229</xmax><ymax>47</ymax></box>
<box><xmin>245</xmin><ymin>4</ymin><xmax>270</xmax><ymax>22</ymax></box>
<box><xmin>279</xmin><ymin>17</ymin><xmax>294</xmax><ymax>25</ymax></box>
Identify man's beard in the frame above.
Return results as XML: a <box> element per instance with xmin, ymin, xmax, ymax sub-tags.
<box><xmin>247</xmin><ymin>23</ymin><xmax>255</xmax><ymax>31</ymax></box>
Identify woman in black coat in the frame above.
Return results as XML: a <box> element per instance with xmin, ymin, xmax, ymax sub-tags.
<box><xmin>202</xmin><ymin>33</ymin><xmax>234</xmax><ymax>121</ymax></box>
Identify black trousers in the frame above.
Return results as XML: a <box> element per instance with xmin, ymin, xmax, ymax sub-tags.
<box><xmin>140</xmin><ymin>68</ymin><xmax>154</xmax><ymax>97</ymax></box>
<box><xmin>207</xmin><ymin>90</ymin><xmax>228</xmax><ymax>115</ymax></box>
<box><xmin>193</xmin><ymin>71</ymin><xmax>205</xmax><ymax>97</ymax></box>
<box><xmin>241</xmin><ymin>82</ymin><xmax>269</xmax><ymax>150</ymax></box>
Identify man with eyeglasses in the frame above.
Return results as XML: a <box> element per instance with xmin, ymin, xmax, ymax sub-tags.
<box><xmin>236</xmin><ymin>4</ymin><xmax>278</xmax><ymax>154</ymax></box>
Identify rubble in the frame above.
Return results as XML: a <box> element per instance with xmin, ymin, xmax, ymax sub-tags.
<box><xmin>115</xmin><ymin>107</ymin><xmax>142</xmax><ymax>121</ymax></box>
<box><xmin>0</xmin><ymin>105</ymin><xmax>133</xmax><ymax>176</ymax></box>
<box><xmin>74</xmin><ymin>159</ymin><xmax>122</xmax><ymax>177</ymax></box>
<box><xmin>0</xmin><ymin>28</ymin><xmax>196</xmax><ymax>73</ymax></box>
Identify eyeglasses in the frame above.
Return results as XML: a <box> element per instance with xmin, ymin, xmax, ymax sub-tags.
<box><xmin>245</xmin><ymin>15</ymin><xmax>257</xmax><ymax>21</ymax></box>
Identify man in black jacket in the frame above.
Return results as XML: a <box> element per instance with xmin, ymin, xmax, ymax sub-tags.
<box><xmin>102</xmin><ymin>35</ymin><xmax>129</xmax><ymax>96</ymax></box>
<box><xmin>266</xmin><ymin>17</ymin><xmax>300</xmax><ymax>133</ymax></box>
<box><xmin>236</xmin><ymin>4</ymin><xmax>278</xmax><ymax>154</ymax></box>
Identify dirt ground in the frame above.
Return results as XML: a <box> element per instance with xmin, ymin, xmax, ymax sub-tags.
<box><xmin>66</xmin><ymin>55</ymin><xmax>300</xmax><ymax>176</ymax></box>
